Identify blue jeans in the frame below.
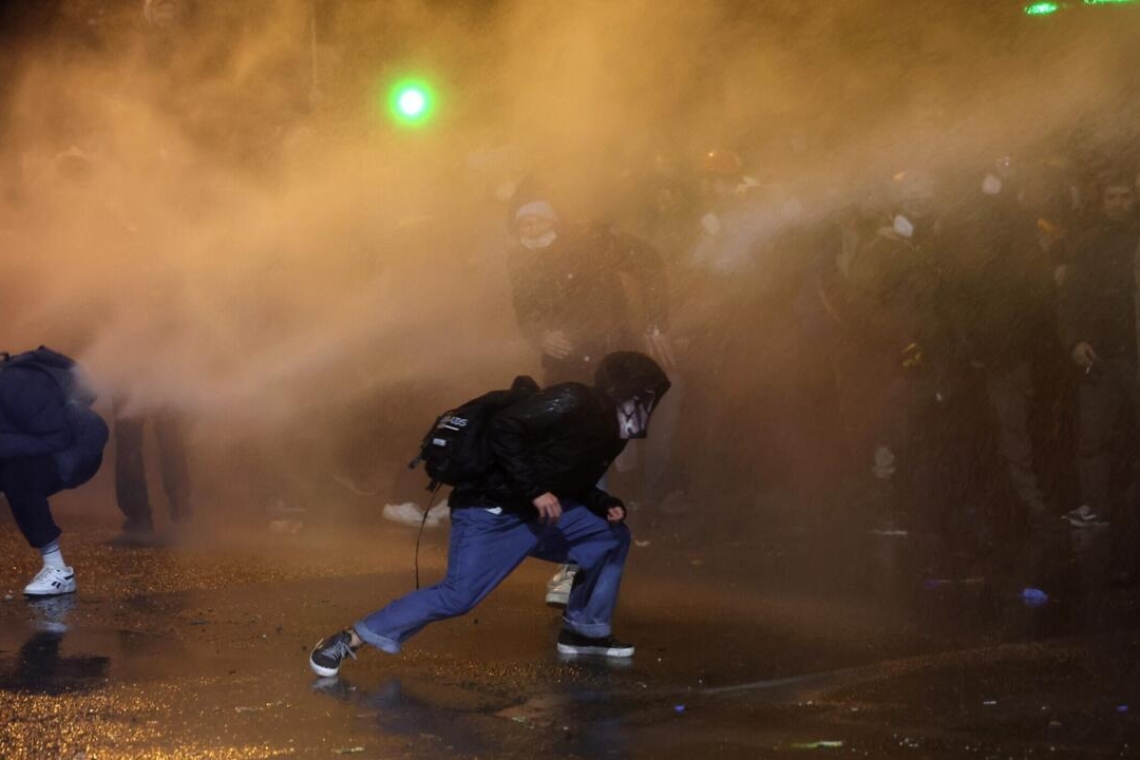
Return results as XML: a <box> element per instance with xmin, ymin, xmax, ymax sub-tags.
<box><xmin>355</xmin><ymin>500</ymin><xmax>632</xmax><ymax>653</ymax></box>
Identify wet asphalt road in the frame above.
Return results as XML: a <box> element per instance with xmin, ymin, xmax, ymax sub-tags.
<box><xmin>2</xmin><ymin>499</ymin><xmax>1140</xmax><ymax>759</ymax></box>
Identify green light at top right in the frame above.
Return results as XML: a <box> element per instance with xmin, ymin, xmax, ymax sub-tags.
<box><xmin>1025</xmin><ymin>0</ymin><xmax>1139</xmax><ymax>13</ymax></box>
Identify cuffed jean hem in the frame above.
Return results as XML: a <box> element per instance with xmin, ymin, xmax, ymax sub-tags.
<box><xmin>353</xmin><ymin>623</ymin><xmax>401</xmax><ymax>654</ymax></box>
<box><xmin>562</xmin><ymin>616</ymin><xmax>611</xmax><ymax>638</ymax></box>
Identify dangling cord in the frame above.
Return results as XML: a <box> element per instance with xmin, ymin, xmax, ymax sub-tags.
<box><xmin>414</xmin><ymin>481</ymin><xmax>445</xmax><ymax>590</ymax></box>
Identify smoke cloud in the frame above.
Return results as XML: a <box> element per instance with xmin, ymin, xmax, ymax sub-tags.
<box><xmin>0</xmin><ymin>0</ymin><xmax>1136</xmax><ymax>508</ymax></box>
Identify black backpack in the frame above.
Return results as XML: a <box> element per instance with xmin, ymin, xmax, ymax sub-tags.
<box><xmin>411</xmin><ymin>375</ymin><xmax>540</xmax><ymax>488</ymax></box>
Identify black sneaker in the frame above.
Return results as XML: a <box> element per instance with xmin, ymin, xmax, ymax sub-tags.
<box><xmin>309</xmin><ymin>630</ymin><xmax>360</xmax><ymax>677</ymax></box>
<box><xmin>556</xmin><ymin>629</ymin><xmax>634</xmax><ymax>658</ymax></box>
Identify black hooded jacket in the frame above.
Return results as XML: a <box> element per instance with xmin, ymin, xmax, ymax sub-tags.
<box><xmin>1058</xmin><ymin>218</ymin><xmax>1140</xmax><ymax>361</ymax></box>
<box><xmin>942</xmin><ymin>197</ymin><xmax>1056</xmax><ymax>370</ymax></box>
<box><xmin>450</xmin><ymin>383</ymin><xmax>626</xmax><ymax>518</ymax></box>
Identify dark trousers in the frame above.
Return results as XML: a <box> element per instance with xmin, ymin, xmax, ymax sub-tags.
<box><xmin>1</xmin><ymin>455</ymin><xmax>64</xmax><ymax>549</ymax></box>
<box><xmin>987</xmin><ymin>361</ymin><xmax>1047</xmax><ymax>515</ymax></box>
<box><xmin>1077</xmin><ymin>358</ymin><xmax>1140</xmax><ymax>514</ymax></box>
<box><xmin>114</xmin><ymin>411</ymin><xmax>191</xmax><ymax>531</ymax></box>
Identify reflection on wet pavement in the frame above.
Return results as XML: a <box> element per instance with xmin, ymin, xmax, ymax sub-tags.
<box><xmin>0</xmin><ymin>513</ymin><xmax>1137</xmax><ymax>758</ymax></box>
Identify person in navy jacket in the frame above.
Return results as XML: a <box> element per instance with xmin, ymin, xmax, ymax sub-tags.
<box><xmin>0</xmin><ymin>348</ymin><xmax>109</xmax><ymax>596</ymax></box>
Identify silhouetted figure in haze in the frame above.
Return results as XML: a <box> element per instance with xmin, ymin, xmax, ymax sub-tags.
<box><xmin>111</xmin><ymin>400</ymin><xmax>192</xmax><ymax>545</ymax></box>
<box><xmin>1058</xmin><ymin>171</ymin><xmax>1140</xmax><ymax>529</ymax></box>
<box><xmin>505</xmin><ymin>197</ymin><xmax>673</xmax><ymax>386</ymax></box>
<box><xmin>681</xmin><ymin>149</ymin><xmax>806</xmax><ymax>503</ymax></box>
<box><xmin>846</xmin><ymin>170</ymin><xmax>952</xmax><ymax>531</ymax></box>
<box><xmin>942</xmin><ymin>159</ymin><xmax>1057</xmax><ymax>529</ymax></box>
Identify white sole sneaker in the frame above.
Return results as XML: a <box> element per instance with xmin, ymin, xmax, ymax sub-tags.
<box><xmin>24</xmin><ymin>566</ymin><xmax>77</xmax><ymax>597</ymax></box>
<box><xmin>556</xmin><ymin>639</ymin><xmax>635</xmax><ymax>658</ymax></box>
<box><xmin>545</xmin><ymin>588</ymin><xmax>570</xmax><ymax>607</ymax></box>
<box><xmin>545</xmin><ymin>564</ymin><xmax>576</xmax><ymax>607</ymax></box>
<box><xmin>309</xmin><ymin>653</ymin><xmax>340</xmax><ymax>678</ymax></box>
<box><xmin>556</xmin><ymin>647</ymin><xmax>638</xmax><ymax>656</ymax></box>
<box><xmin>382</xmin><ymin>503</ymin><xmax>439</xmax><ymax>529</ymax></box>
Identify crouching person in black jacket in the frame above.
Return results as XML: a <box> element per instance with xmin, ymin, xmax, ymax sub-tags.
<box><xmin>0</xmin><ymin>348</ymin><xmax>109</xmax><ymax>596</ymax></box>
<box><xmin>309</xmin><ymin>352</ymin><xmax>671</xmax><ymax>676</ymax></box>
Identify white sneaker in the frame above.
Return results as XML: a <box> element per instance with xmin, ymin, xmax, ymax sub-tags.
<box><xmin>1064</xmin><ymin>504</ymin><xmax>1108</xmax><ymax>529</ymax></box>
<box><xmin>382</xmin><ymin>502</ymin><xmax>439</xmax><ymax>528</ymax></box>
<box><xmin>24</xmin><ymin>566</ymin><xmax>77</xmax><ymax>597</ymax></box>
<box><xmin>545</xmin><ymin>564</ymin><xmax>578</xmax><ymax>607</ymax></box>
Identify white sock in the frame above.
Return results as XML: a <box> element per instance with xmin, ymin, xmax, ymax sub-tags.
<box><xmin>40</xmin><ymin>541</ymin><xmax>66</xmax><ymax>570</ymax></box>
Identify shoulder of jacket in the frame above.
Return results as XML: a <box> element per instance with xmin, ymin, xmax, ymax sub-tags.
<box><xmin>541</xmin><ymin>382</ymin><xmax>593</xmax><ymax>405</ymax></box>
<box><xmin>0</xmin><ymin>365</ymin><xmax>58</xmax><ymax>410</ymax></box>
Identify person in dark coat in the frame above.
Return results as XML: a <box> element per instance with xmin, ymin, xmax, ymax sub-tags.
<box><xmin>506</xmin><ymin>199</ymin><xmax>673</xmax><ymax>385</ymax></box>
<box><xmin>942</xmin><ymin>166</ymin><xmax>1057</xmax><ymax>526</ymax></box>
<box><xmin>308</xmin><ymin>352</ymin><xmax>671</xmax><ymax>678</ymax></box>
<box><xmin>1057</xmin><ymin>172</ymin><xmax>1140</xmax><ymax>527</ymax></box>
<box><xmin>845</xmin><ymin>170</ymin><xmax>951</xmax><ymax>528</ymax></box>
<box><xmin>0</xmin><ymin>348</ymin><xmax>109</xmax><ymax>596</ymax></box>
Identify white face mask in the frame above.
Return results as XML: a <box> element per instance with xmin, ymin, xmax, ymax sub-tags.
<box><xmin>616</xmin><ymin>396</ymin><xmax>656</xmax><ymax>439</ymax></box>
<box><xmin>521</xmin><ymin>230</ymin><xmax>558</xmax><ymax>250</ymax></box>
<box><xmin>893</xmin><ymin>214</ymin><xmax>915</xmax><ymax>239</ymax></box>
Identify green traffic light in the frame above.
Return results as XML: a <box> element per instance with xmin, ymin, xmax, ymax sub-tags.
<box><xmin>388</xmin><ymin>80</ymin><xmax>434</xmax><ymax>126</ymax></box>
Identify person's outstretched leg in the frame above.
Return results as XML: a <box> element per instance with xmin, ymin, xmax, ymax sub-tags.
<box><xmin>310</xmin><ymin>507</ymin><xmax>540</xmax><ymax>676</ymax></box>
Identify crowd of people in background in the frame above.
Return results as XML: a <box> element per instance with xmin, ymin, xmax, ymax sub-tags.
<box><xmin>549</xmin><ymin>140</ymin><xmax>1140</xmax><ymax>583</ymax></box>
<box><xmin>10</xmin><ymin>126</ymin><xmax>1140</xmax><ymax>591</ymax></box>
<box><xmin>381</xmin><ymin>125</ymin><xmax>1140</xmax><ymax>590</ymax></box>
<box><xmin>3</xmin><ymin>1</ymin><xmax>1140</xmax><ymax>599</ymax></box>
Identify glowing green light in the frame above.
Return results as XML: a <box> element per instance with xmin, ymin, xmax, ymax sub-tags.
<box><xmin>387</xmin><ymin>80</ymin><xmax>435</xmax><ymax>126</ymax></box>
<box><xmin>1083</xmin><ymin>0</ymin><xmax>1137</xmax><ymax>5</ymax></box>
<box><xmin>1024</xmin><ymin>2</ymin><xmax>1061</xmax><ymax>14</ymax></box>
<box><xmin>398</xmin><ymin>88</ymin><xmax>426</xmax><ymax>117</ymax></box>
